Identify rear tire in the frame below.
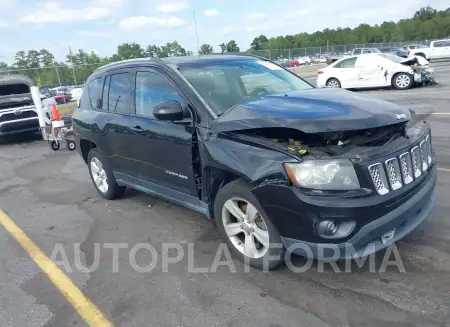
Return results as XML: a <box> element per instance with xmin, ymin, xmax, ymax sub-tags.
<box><xmin>392</xmin><ymin>73</ymin><xmax>413</xmax><ymax>90</ymax></box>
<box><xmin>87</xmin><ymin>148</ymin><xmax>125</xmax><ymax>200</ymax></box>
<box><xmin>326</xmin><ymin>78</ymin><xmax>341</xmax><ymax>88</ymax></box>
<box><xmin>214</xmin><ymin>179</ymin><xmax>285</xmax><ymax>270</ymax></box>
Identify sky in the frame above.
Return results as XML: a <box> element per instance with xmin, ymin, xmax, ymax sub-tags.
<box><xmin>0</xmin><ymin>0</ymin><xmax>448</xmax><ymax>63</ymax></box>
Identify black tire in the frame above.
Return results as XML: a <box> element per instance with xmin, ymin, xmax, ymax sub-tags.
<box><xmin>50</xmin><ymin>141</ymin><xmax>60</xmax><ymax>151</ymax></box>
<box><xmin>392</xmin><ymin>73</ymin><xmax>413</xmax><ymax>90</ymax></box>
<box><xmin>214</xmin><ymin>179</ymin><xmax>285</xmax><ymax>270</ymax></box>
<box><xmin>326</xmin><ymin>78</ymin><xmax>341</xmax><ymax>88</ymax></box>
<box><xmin>67</xmin><ymin>140</ymin><xmax>76</xmax><ymax>151</ymax></box>
<box><xmin>87</xmin><ymin>148</ymin><xmax>125</xmax><ymax>200</ymax></box>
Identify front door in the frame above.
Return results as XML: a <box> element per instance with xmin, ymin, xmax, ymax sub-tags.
<box><xmin>129</xmin><ymin>68</ymin><xmax>199</xmax><ymax>198</ymax></box>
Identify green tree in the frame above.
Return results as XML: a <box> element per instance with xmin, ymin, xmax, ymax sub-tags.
<box><xmin>219</xmin><ymin>43</ymin><xmax>226</xmax><ymax>54</ymax></box>
<box><xmin>225</xmin><ymin>40</ymin><xmax>240</xmax><ymax>52</ymax></box>
<box><xmin>250</xmin><ymin>35</ymin><xmax>269</xmax><ymax>50</ymax></box>
<box><xmin>199</xmin><ymin>44</ymin><xmax>213</xmax><ymax>54</ymax></box>
<box><xmin>110</xmin><ymin>42</ymin><xmax>145</xmax><ymax>61</ymax></box>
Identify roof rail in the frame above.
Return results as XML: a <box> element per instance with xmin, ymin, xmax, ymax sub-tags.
<box><xmin>94</xmin><ymin>57</ymin><xmax>164</xmax><ymax>72</ymax></box>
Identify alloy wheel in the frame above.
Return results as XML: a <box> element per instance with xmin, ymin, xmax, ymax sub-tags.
<box><xmin>327</xmin><ymin>79</ymin><xmax>340</xmax><ymax>88</ymax></box>
<box><xmin>396</xmin><ymin>74</ymin><xmax>411</xmax><ymax>88</ymax></box>
<box><xmin>221</xmin><ymin>197</ymin><xmax>270</xmax><ymax>259</ymax></box>
<box><xmin>90</xmin><ymin>157</ymin><xmax>109</xmax><ymax>193</ymax></box>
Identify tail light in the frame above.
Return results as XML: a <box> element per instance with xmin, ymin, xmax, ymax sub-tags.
<box><xmin>317</xmin><ymin>70</ymin><xmax>324</xmax><ymax>75</ymax></box>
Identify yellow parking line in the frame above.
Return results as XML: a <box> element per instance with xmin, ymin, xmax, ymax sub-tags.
<box><xmin>0</xmin><ymin>210</ymin><xmax>114</xmax><ymax>327</ymax></box>
<box><xmin>438</xmin><ymin>168</ymin><xmax>450</xmax><ymax>173</ymax></box>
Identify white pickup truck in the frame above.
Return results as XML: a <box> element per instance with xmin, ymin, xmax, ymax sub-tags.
<box><xmin>408</xmin><ymin>39</ymin><xmax>450</xmax><ymax>61</ymax></box>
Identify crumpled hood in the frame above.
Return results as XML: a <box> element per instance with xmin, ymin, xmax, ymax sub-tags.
<box><xmin>211</xmin><ymin>88</ymin><xmax>411</xmax><ymax>133</ymax></box>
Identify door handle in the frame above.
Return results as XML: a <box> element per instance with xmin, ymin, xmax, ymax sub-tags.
<box><xmin>130</xmin><ymin>125</ymin><xmax>144</xmax><ymax>133</ymax></box>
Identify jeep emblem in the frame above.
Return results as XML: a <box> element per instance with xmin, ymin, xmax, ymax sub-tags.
<box><xmin>396</xmin><ymin>113</ymin><xmax>407</xmax><ymax>120</ymax></box>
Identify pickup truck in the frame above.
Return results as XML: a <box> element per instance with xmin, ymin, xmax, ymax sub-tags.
<box><xmin>0</xmin><ymin>75</ymin><xmax>55</xmax><ymax>138</ymax></box>
<box><xmin>326</xmin><ymin>48</ymin><xmax>381</xmax><ymax>64</ymax></box>
<box><xmin>408</xmin><ymin>39</ymin><xmax>450</xmax><ymax>61</ymax></box>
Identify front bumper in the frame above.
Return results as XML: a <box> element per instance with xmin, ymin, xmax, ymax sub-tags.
<box><xmin>0</xmin><ymin>117</ymin><xmax>40</xmax><ymax>137</ymax></box>
<box><xmin>281</xmin><ymin>166</ymin><xmax>436</xmax><ymax>260</ymax></box>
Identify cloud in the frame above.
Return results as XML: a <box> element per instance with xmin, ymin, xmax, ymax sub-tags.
<box><xmin>119</xmin><ymin>16</ymin><xmax>187</xmax><ymax>30</ymax></box>
<box><xmin>246</xmin><ymin>12</ymin><xmax>268</xmax><ymax>20</ymax></box>
<box><xmin>281</xmin><ymin>10</ymin><xmax>311</xmax><ymax>20</ymax></box>
<box><xmin>20</xmin><ymin>2</ymin><xmax>114</xmax><ymax>23</ymax></box>
<box><xmin>76</xmin><ymin>30</ymin><xmax>112</xmax><ymax>38</ymax></box>
<box><xmin>204</xmin><ymin>9</ymin><xmax>220</xmax><ymax>17</ymax></box>
<box><xmin>155</xmin><ymin>1</ymin><xmax>189</xmax><ymax>13</ymax></box>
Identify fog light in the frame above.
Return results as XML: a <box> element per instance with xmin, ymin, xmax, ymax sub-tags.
<box><xmin>318</xmin><ymin>220</ymin><xmax>356</xmax><ymax>239</ymax></box>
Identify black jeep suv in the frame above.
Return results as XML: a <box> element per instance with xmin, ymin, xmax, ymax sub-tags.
<box><xmin>72</xmin><ymin>55</ymin><xmax>436</xmax><ymax>269</ymax></box>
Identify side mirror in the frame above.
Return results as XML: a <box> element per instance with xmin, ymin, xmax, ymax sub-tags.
<box><xmin>153</xmin><ymin>101</ymin><xmax>183</xmax><ymax>121</ymax></box>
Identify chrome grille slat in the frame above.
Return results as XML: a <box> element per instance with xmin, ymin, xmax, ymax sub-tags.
<box><xmin>368</xmin><ymin>163</ymin><xmax>389</xmax><ymax>195</ymax></box>
<box><xmin>399</xmin><ymin>152</ymin><xmax>413</xmax><ymax>184</ymax></box>
<box><xmin>385</xmin><ymin>158</ymin><xmax>402</xmax><ymax>190</ymax></box>
<box><xmin>411</xmin><ymin>146</ymin><xmax>422</xmax><ymax>178</ymax></box>
<box><xmin>368</xmin><ymin>135</ymin><xmax>432</xmax><ymax>195</ymax></box>
<box><xmin>426</xmin><ymin>134</ymin><xmax>432</xmax><ymax>164</ymax></box>
<box><xmin>419</xmin><ymin>140</ymin><xmax>428</xmax><ymax>172</ymax></box>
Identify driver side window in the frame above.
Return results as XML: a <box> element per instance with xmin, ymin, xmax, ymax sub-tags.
<box><xmin>135</xmin><ymin>71</ymin><xmax>182</xmax><ymax>118</ymax></box>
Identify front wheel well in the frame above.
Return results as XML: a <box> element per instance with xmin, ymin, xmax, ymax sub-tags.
<box><xmin>202</xmin><ymin>166</ymin><xmax>248</xmax><ymax>218</ymax></box>
<box><xmin>414</xmin><ymin>52</ymin><xmax>426</xmax><ymax>58</ymax></box>
<box><xmin>79</xmin><ymin>139</ymin><xmax>97</xmax><ymax>163</ymax></box>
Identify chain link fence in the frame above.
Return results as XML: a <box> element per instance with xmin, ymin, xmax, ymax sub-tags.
<box><xmin>0</xmin><ymin>39</ymin><xmax>442</xmax><ymax>87</ymax></box>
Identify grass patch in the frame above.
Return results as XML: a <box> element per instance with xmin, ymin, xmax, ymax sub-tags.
<box><xmin>57</xmin><ymin>102</ymin><xmax>78</xmax><ymax>115</ymax></box>
<box><xmin>290</xmin><ymin>64</ymin><xmax>326</xmax><ymax>76</ymax></box>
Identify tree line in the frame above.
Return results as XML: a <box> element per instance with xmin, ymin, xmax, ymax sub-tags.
<box><xmin>0</xmin><ymin>6</ymin><xmax>448</xmax><ymax>86</ymax></box>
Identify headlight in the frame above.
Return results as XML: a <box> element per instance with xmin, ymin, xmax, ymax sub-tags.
<box><xmin>284</xmin><ymin>159</ymin><xmax>360</xmax><ymax>190</ymax></box>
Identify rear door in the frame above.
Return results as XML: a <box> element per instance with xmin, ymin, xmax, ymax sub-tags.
<box><xmin>332</xmin><ymin>57</ymin><xmax>359</xmax><ymax>88</ymax></box>
<box><xmin>129</xmin><ymin>67</ymin><xmax>199</xmax><ymax>197</ymax></box>
<box><xmin>101</xmin><ymin>69</ymin><xmax>140</xmax><ymax>179</ymax></box>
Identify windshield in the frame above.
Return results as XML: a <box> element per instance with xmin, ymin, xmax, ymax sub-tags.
<box><xmin>180</xmin><ymin>60</ymin><xmax>312</xmax><ymax>115</ymax></box>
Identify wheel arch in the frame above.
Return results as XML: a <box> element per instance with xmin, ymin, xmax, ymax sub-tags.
<box><xmin>79</xmin><ymin>139</ymin><xmax>97</xmax><ymax>163</ymax></box>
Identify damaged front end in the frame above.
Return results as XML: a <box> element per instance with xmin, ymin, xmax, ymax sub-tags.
<box><xmin>401</xmin><ymin>56</ymin><xmax>435</xmax><ymax>85</ymax></box>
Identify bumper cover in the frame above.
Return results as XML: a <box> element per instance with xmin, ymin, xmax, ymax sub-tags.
<box><xmin>281</xmin><ymin>166</ymin><xmax>437</xmax><ymax>261</ymax></box>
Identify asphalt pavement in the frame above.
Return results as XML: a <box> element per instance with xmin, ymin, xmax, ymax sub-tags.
<box><xmin>1</xmin><ymin>63</ymin><xmax>450</xmax><ymax>327</ymax></box>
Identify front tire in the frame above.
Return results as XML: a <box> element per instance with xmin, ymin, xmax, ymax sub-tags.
<box><xmin>214</xmin><ymin>179</ymin><xmax>285</xmax><ymax>270</ymax></box>
<box><xmin>393</xmin><ymin>73</ymin><xmax>413</xmax><ymax>90</ymax></box>
<box><xmin>87</xmin><ymin>148</ymin><xmax>125</xmax><ymax>200</ymax></box>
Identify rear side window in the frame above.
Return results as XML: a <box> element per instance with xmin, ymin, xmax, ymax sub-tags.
<box><xmin>335</xmin><ymin>57</ymin><xmax>357</xmax><ymax>68</ymax></box>
<box><xmin>362</xmin><ymin>49</ymin><xmax>371</xmax><ymax>54</ymax></box>
<box><xmin>88</xmin><ymin>77</ymin><xmax>102</xmax><ymax>109</ymax></box>
<box><xmin>107</xmin><ymin>73</ymin><xmax>131</xmax><ymax>114</ymax></box>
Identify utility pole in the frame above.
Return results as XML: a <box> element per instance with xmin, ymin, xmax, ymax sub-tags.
<box><xmin>193</xmin><ymin>10</ymin><xmax>200</xmax><ymax>57</ymax></box>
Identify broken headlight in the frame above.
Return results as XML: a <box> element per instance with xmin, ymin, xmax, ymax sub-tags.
<box><xmin>284</xmin><ymin>159</ymin><xmax>360</xmax><ymax>190</ymax></box>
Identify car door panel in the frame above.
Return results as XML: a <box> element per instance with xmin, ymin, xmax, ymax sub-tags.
<box><xmin>130</xmin><ymin>68</ymin><xmax>199</xmax><ymax>198</ymax></box>
<box><xmin>101</xmin><ymin>70</ymin><xmax>140</xmax><ymax>178</ymax></box>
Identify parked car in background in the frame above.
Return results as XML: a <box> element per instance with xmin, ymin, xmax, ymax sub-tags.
<box><xmin>297</xmin><ymin>56</ymin><xmax>312</xmax><ymax>65</ymax></box>
<box><xmin>380</xmin><ymin>47</ymin><xmax>408</xmax><ymax>58</ymax></box>
<box><xmin>70</xmin><ymin>87</ymin><xmax>83</xmax><ymax>102</ymax></box>
<box><xmin>402</xmin><ymin>44</ymin><xmax>428</xmax><ymax>51</ymax></box>
<box><xmin>408</xmin><ymin>39</ymin><xmax>450</xmax><ymax>60</ymax></box>
<box><xmin>51</xmin><ymin>89</ymin><xmax>71</xmax><ymax>104</ymax></box>
<box><xmin>317</xmin><ymin>53</ymin><xmax>434</xmax><ymax>90</ymax></box>
<box><xmin>326</xmin><ymin>48</ymin><xmax>381</xmax><ymax>64</ymax></box>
